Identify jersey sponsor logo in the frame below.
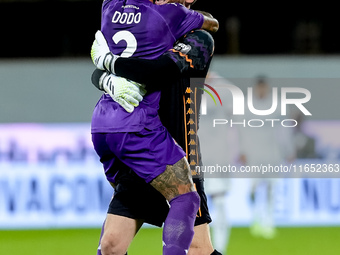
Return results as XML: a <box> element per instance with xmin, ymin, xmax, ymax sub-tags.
<box><xmin>112</xmin><ymin>11</ymin><xmax>141</xmax><ymax>24</ymax></box>
<box><xmin>121</xmin><ymin>5</ymin><xmax>140</xmax><ymax>10</ymax></box>
<box><xmin>173</xmin><ymin>43</ymin><xmax>192</xmax><ymax>55</ymax></box>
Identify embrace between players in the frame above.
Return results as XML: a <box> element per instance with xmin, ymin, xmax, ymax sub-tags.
<box><xmin>90</xmin><ymin>0</ymin><xmax>220</xmax><ymax>254</ymax></box>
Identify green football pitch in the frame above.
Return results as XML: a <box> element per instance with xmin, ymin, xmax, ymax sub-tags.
<box><xmin>1</xmin><ymin>227</ymin><xmax>340</xmax><ymax>255</ymax></box>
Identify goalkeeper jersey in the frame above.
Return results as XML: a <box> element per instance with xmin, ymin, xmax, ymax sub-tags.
<box><xmin>159</xmin><ymin>30</ymin><xmax>214</xmax><ymax>173</ymax></box>
<box><xmin>91</xmin><ymin>0</ymin><xmax>203</xmax><ymax>133</ymax></box>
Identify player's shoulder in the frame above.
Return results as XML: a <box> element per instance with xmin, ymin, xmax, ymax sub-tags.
<box><xmin>102</xmin><ymin>0</ymin><xmax>154</xmax><ymax>9</ymax></box>
<box><xmin>152</xmin><ymin>2</ymin><xmax>191</xmax><ymax>17</ymax></box>
<box><xmin>155</xmin><ymin>2</ymin><xmax>186</xmax><ymax>10</ymax></box>
<box><xmin>165</xmin><ymin>29</ymin><xmax>214</xmax><ymax>72</ymax></box>
<box><xmin>183</xmin><ymin>30</ymin><xmax>215</xmax><ymax>53</ymax></box>
<box><xmin>185</xmin><ymin>30</ymin><xmax>214</xmax><ymax>44</ymax></box>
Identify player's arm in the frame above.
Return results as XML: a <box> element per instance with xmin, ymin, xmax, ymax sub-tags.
<box><xmin>91</xmin><ymin>30</ymin><xmax>214</xmax><ymax>91</ymax></box>
<box><xmin>165</xmin><ymin>29</ymin><xmax>214</xmax><ymax>73</ymax></box>
<box><xmin>114</xmin><ymin>29</ymin><xmax>215</xmax><ymax>79</ymax></box>
<box><xmin>115</xmin><ymin>55</ymin><xmax>181</xmax><ymax>86</ymax></box>
<box><xmin>161</xmin><ymin>3</ymin><xmax>218</xmax><ymax>41</ymax></box>
<box><xmin>199</xmin><ymin>11</ymin><xmax>219</xmax><ymax>33</ymax></box>
<box><xmin>91</xmin><ymin>56</ymin><xmax>181</xmax><ymax>92</ymax></box>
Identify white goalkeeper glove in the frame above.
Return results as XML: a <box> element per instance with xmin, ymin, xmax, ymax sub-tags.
<box><xmin>91</xmin><ymin>31</ymin><xmax>118</xmax><ymax>74</ymax></box>
<box><xmin>99</xmin><ymin>72</ymin><xmax>147</xmax><ymax>113</ymax></box>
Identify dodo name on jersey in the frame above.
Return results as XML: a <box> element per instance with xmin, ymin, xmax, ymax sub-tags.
<box><xmin>112</xmin><ymin>11</ymin><xmax>142</xmax><ymax>24</ymax></box>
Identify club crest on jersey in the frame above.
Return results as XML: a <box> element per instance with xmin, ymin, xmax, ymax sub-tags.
<box><xmin>173</xmin><ymin>43</ymin><xmax>191</xmax><ymax>55</ymax></box>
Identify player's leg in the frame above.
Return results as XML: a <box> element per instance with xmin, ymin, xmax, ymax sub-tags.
<box><xmin>250</xmin><ymin>178</ymin><xmax>263</xmax><ymax>236</ymax></box>
<box><xmin>261</xmin><ymin>179</ymin><xmax>277</xmax><ymax>239</ymax></box>
<box><xmin>189</xmin><ymin>177</ymin><xmax>223</xmax><ymax>255</ymax></box>
<box><xmin>99</xmin><ymin>214</ymin><xmax>143</xmax><ymax>255</ymax></box>
<box><xmin>99</xmin><ymin>129</ymin><xmax>200</xmax><ymax>255</ymax></box>
<box><xmin>210</xmin><ymin>194</ymin><xmax>230</xmax><ymax>254</ymax></box>
<box><xmin>150</xmin><ymin>157</ymin><xmax>200</xmax><ymax>255</ymax></box>
<box><xmin>97</xmin><ymin>168</ymin><xmax>169</xmax><ymax>255</ymax></box>
<box><xmin>87</xmin><ymin>150</ymin><xmax>146</xmax><ymax>255</ymax></box>
<box><xmin>103</xmin><ymin>166</ymin><xmax>221</xmax><ymax>255</ymax></box>
<box><xmin>150</xmin><ymin>157</ymin><xmax>195</xmax><ymax>200</ymax></box>
<box><xmin>189</xmin><ymin>177</ymin><xmax>214</xmax><ymax>255</ymax></box>
<box><xmin>188</xmin><ymin>223</ymin><xmax>214</xmax><ymax>255</ymax></box>
<box><xmin>97</xmin><ymin>220</ymin><xmax>106</xmax><ymax>255</ymax></box>
<box><xmin>189</xmin><ymin>224</ymin><xmax>223</xmax><ymax>255</ymax></box>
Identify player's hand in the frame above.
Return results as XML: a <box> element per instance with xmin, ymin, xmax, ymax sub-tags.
<box><xmin>100</xmin><ymin>73</ymin><xmax>147</xmax><ymax>113</ymax></box>
<box><xmin>91</xmin><ymin>30</ymin><xmax>118</xmax><ymax>74</ymax></box>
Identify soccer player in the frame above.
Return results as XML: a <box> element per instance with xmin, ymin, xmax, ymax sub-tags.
<box><xmin>91</xmin><ymin>5</ymin><xmax>221</xmax><ymax>255</ymax></box>
<box><xmin>90</xmin><ymin>1</ymin><xmax>219</xmax><ymax>255</ymax></box>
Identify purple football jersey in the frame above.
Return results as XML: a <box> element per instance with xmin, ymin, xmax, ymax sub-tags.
<box><xmin>91</xmin><ymin>0</ymin><xmax>204</xmax><ymax>133</ymax></box>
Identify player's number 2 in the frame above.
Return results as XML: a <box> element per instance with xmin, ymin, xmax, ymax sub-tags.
<box><xmin>112</xmin><ymin>30</ymin><xmax>137</xmax><ymax>57</ymax></box>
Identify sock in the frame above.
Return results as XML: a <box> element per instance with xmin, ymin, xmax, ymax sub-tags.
<box><xmin>211</xmin><ymin>249</ymin><xmax>223</xmax><ymax>255</ymax></box>
<box><xmin>163</xmin><ymin>191</ymin><xmax>200</xmax><ymax>255</ymax></box>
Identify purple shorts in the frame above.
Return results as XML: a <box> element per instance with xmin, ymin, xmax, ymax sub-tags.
<box><xmin>92</xmin><ymin>126</ymin><xmax>186</xmax><ymax>183</ymax></box>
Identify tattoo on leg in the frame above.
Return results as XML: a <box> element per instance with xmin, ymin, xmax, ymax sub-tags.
<box><xmin>151</xmin><ymin>157</ymin><xmax>194</xmax><ymax>201</ymax></box>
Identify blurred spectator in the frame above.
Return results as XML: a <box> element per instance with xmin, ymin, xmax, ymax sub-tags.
<box><xmin>205</xmin><ymin>179</ymin><xmax>231</xmax><ymax>255</ymax></box>
<box><xmin>291</xmin><ymin>110</ymin><xmax>318</xmax><ymax>159</ymax></box>
<box><xmin>204</xmin><ymin>71</ymin><xmax>235</xmax><ymax>254</ymax></box>
<box><xmin>237</xmin><ymin>76</ymin><xmax>296</xmax><ymax>239</ymax></box>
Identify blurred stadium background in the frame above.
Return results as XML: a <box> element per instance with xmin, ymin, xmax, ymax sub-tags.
<box><xmin>1</xmin><ymin>0</ymin><xmax>340</xmax><ymax>254</ymax></box>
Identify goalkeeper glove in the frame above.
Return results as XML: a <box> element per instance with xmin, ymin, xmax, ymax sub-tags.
<box><xmin>91</xmin><ymin>30</ymin><xmax>118</xmax><ymax>74</ymax></box>
<box><xmin>99</xmin><ymin>72</ymin><xmax>147</xmax><ymax>113</ymax></box>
